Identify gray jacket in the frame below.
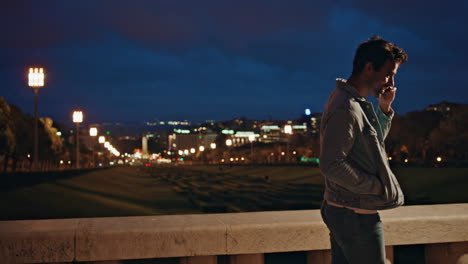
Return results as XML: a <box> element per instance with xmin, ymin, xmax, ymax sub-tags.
<box><xmin>319</xmin><ymin>78</ymin><xmax>404</xmax><ymax>210</ymax></box>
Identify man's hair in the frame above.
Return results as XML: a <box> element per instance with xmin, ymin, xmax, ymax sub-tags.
<box><xmin>352</xmin><ymin>35</ymin><xmax>408</xmax><ymax>75</ymax></box>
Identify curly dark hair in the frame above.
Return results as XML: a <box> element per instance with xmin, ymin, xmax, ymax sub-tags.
<box><xmin>352</xmin><ymin>35</ymin><xmax>408</xmax><ymax>75</ymax></box>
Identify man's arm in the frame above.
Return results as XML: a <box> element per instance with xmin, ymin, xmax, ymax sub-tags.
<box><xmin>376</xmin><ymin>104</ymin><xmax>394</xmax><ymax>140</ymax></box>
<box><xmin>319</xmin><ymin>108</ymin><xmax>383</xmax><ymax>195</ymax></box>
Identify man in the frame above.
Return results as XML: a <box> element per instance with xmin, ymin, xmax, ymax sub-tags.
<box><xmin>319</xmin><ymin>36</ymin><xmax>408</xmax><ymax>263</ymax></box>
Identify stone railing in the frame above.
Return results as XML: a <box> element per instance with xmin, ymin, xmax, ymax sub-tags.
<box><xmin>1</xmin><ymin>203</ymin><xmax>468</xmax><ymax>264</ymax></box>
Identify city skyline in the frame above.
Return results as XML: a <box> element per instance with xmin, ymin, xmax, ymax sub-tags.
<box><xmin>2</xmin><ymin>1</ymin><xmax>468</xmax><ymax>124</ymax></box>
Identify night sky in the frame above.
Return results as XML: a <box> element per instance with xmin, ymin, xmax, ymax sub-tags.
<box><xmin>2</xmin><ymin>0</ymin><xmax>468</xmax><ymax>124</ymax></box>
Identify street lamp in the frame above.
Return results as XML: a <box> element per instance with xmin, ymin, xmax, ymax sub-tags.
<box><xmin>226</xmin><ymin>139</ymin><xmax>232</xmax><ymax>164</ymax></box>
<box><xmin>284</xmin><ymin>124</ymin><xmax>293</xmax><ymax>163</ymax></box>
<box><xmin>28</xmin><ymin>67</ymin><xmax>45</xmax><ymax>170</ymax></box>
<box><xmin>98</xmin><ymin>136</ymin><xmax>105</xmax><ymax>166</ymax></box>
<box><xmin>89</xmin><ymin>127</ymin><xmax>98</xmax><ymax>167</ymax></box>
<box><xmin>89</xmin><ymin>127</ymin><xmax>98</xmax><ymax>137</ymax></box>
<box><xmin>199</xmin><ymin>146</ymin><xmax>205</xmax><ymax>164</ymax></box>
<box><xmin>73</xmin><ymin>111</ymin><xmax>83</xmax><ymax>169</ymax></box>
<box><xmin>209</xmin><ymin>143</ymin><xmax>216</xmax><ymax>164</ymax></box>
<box><xmin>248</xmin><ymin>134</ymin><xmax>255</xmax><ymax>164</ymax></box>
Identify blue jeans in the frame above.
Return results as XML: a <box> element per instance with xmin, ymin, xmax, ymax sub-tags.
<box><xmin>320</xmin><ymin>200</ymin><xmax>387</xmax><ymax>264</ymax></box>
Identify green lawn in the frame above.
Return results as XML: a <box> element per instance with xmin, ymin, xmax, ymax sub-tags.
<box><xmin>0</xmin><ymin>166</ymin><xmax>202</xmax><ymax>220</ymax></box>
<box><xmin>1</xmin><ymin>165</ymin><xmax>467</xmax><ymax>220</ymax></box>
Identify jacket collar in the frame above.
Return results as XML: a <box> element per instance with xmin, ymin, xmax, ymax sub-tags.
<box><xmin>336</xmin><ymin>78</ymin><xmax>367</xmax><ymax>102</ymax></box>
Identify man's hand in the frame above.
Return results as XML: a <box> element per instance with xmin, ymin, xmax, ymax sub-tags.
<box><xmin>378</xmin><ymin>86</ymin><xmax>397</xmax><ymax>114</ymax></box>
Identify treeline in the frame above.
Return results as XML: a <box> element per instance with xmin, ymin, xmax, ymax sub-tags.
<box><xmin>0</xmin><ymin>97</ymin><xmax>71</xmax><ymax>171</ymax></box>
<box><xmin>386</xmin><ymin>102</ymin><xmax>468</xmax><ymax>165</ymax></box>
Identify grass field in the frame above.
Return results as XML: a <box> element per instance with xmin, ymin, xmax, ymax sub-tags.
<box><xmin>1</xmin><ymin>165</ymin><xmax>467</xmax><ymax>220</ymax></box>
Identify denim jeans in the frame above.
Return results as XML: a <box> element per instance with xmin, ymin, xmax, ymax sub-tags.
<box><xmin>320</xmin><ymin>200</ymin><xmax>387</xmax><ymax>264</ymax></box>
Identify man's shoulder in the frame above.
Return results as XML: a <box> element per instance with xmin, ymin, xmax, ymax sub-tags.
<box><xmin>327</xmin><ymin>88</ymin><xmax>362</xmax><ymax>114</ymax></box>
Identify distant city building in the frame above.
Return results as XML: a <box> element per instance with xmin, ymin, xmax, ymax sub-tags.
<box><xmin>168</xmin><ymin>129</ymin><xmax>217</xmax><ymax>152</ymax></box>
<box><xmin>259</xmin><ymin>123</ymin><xmax>281</xmax><ymax>143</ymax></box>
<box><xmin>146</xmin><ymin>120</ymin><xmax>191</xmax><ymax>126</ymax></box>
<box><xmin>231</xmin><ymin>131</ymin><xmax>260</xmax><ymax>146</ymax></box>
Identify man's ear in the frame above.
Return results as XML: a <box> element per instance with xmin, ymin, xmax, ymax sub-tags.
<box><xmin>364</xmin><ymin>62</ymin><xmax>374</xmax><ymax>73</ymax></box>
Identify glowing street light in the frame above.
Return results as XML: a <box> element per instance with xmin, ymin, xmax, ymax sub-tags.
<box><xmin>284</xmin><ymin>124</ymin><xmax>293</xmax><ymax>163</ymax></box>
<box><xmin>98</xmin><ymin>136</ymin><xmax>105</xmax><ymax>144</ymax></box>
<box><xmin>73</xmin><ymin>110</ymin><xmax>83</xmax><ymax>169</ymax></box>
<box><xmin>28</xmin><ymin>68</ymin><xmax>45</xmax><ymax>87</ymax></box>
<box><xmin>210</xmin><ymin>143</ymin><xmax>216</xmax><ymax>149</ymax></box>
<box><xmin>436</xmin><ymin>156</ymin><xmax>442</xmax><ymax>162</ymax></box>
<box><xmin>226</xmin><ymin>139</ymin><xmax>233</xmax><ymax>164</ymax></box>
<box><xmin>199</xmin><ymin>146</ymin><xmax>205</xmax><ymax>152</ymax></box>
<box><xmin>89</xmin><ymin>127</ymin><xmax>98</xmax><ymax>167</ymax></box>
<box><xmin>249</xmin><ymin>134</ymin><xmax>255</xmax><ymax>164</ymax></box>
<box><xmin>104</xmin><ymin>141</ymin><xmax>110</xmax><ymax>148</ymax></box>
<box><xmin>190</xmin><ymin>148</ymin><xmax>196</xmax><ymax>154</ymax></box>
<box><xmin>73</xmin><ymin>111</ymin><xmax>83</xmax><ymax>123</ymax></box>
<box><xmin>89</xmin><ymin>127</ymin><xmax>98</xmax><ymax>137</ymax></box>
<box><xmin>28</xmin><ymin>67</ymin><xmax>45</xmax><ymax>169</ymax></box>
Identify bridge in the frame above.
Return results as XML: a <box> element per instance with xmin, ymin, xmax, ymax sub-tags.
<box><xmin>1</xmin><ymin>203</ymin><xmax>468</xmax><ymax>263</ymax></box>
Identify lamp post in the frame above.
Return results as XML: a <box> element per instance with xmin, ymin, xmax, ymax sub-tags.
<box><xmin>73</xmin><ymin>111</ymin><xmax>83</xmax><ymax>169</ymax></box>
<box><xmin>98</xmin><ymin>136</ymin><xmax>105</xmax><ymax>166</ymax></box>
<box><xmin>199</xmin><ymin>146</ymin><xmax>205</xmax><ymax>164</ymax></box>
<box><xmin>89</xmin><ymin>127</ymin><xmax>98</xmax><ymax>167</ymax></box>
<box><xmin>226</xmin><ymin>139</ymin><xmax>232</xmax><ymax>165</ymax></box>
<box><xmin>210</xmin><ymin>143</ymin><xmax>216</xmax><ymax>164</ymax></box>
<box><xmin>284</xmin><ymin>125</ymin><xmax>293</xmax><ymax>163</ymax></box>
<box><xmin>248</xmin><ymin>134</ymin><xmax>255</xmax><ymax>164</ymax></box>
<box><xmin>28</xmin><ymin>68</ymin><xmax>45</xmax><ymax>170</ymax></box>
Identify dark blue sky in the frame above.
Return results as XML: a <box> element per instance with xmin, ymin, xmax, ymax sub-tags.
<box><xmin>2</xmin><ymin>0</ymin><xmax>468</xmax><ymax>124</ymax></box>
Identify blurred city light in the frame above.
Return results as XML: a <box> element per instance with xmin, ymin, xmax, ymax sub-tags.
<box><xmin>284</xmin><ymin>124</ymin><xmax>293</xmax><ymax>134</ymax></box>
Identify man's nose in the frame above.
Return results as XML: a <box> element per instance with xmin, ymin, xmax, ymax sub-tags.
<box><xmin>387</xmin><ymin>76</ymin><xmax>394</xmax><ymax>87</ymax></box>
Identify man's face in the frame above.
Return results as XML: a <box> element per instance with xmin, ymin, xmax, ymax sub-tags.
<box><xmin>366</xmin><ymin>60</ymin><xmax>399</xmax><ymax>98</ymax></box>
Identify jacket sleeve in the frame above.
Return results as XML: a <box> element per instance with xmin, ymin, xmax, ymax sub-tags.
<box><xmin>319</xmin><ymin>108</ymin><xmax>383</xmax><ymax>195</ymax></box>
<box><xmin>376</xmin><ymin>105</ymin><xmax>394</xmax><ymax>140</ymax></box>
